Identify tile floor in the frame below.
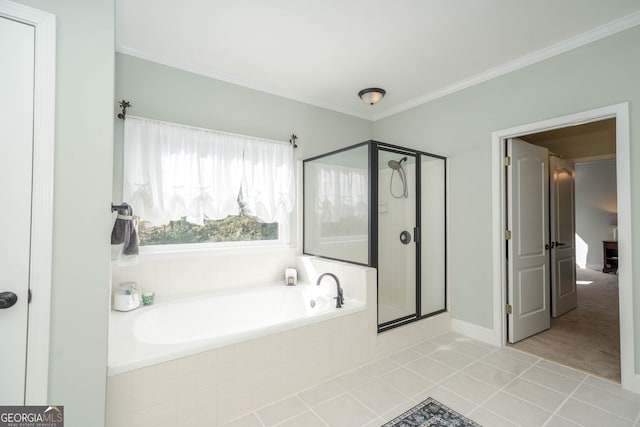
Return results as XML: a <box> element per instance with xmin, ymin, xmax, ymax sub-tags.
<box><xmin>221</xmin><ymin>332</ymin><xmax>640</xmax><ymax>427</ymax></box>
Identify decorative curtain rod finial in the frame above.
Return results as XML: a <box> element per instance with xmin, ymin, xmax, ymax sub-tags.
<box><xmin>118</xmin><ymin>100</ymin><xmax>132</xmax><ymax>120</ymax></box>
<box><xmin>290</xmin><ymin>134</ymin><xmax>298</xmax><ymax>149</ymax></box>
<box><xmin>111</xmin><ymin>202</ymin><xmax>129</xmax><ymax>212</ymax></box>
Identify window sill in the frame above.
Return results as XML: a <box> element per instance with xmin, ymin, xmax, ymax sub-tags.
<box><xmin>137</xmin><ymin>242</ymin><xmax>295</xmax><ymax>261</ymax></box>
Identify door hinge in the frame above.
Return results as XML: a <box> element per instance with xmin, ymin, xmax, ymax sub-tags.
<box><xmin>28</xmin><ymin>289</ymin><xmax>32</xmax><ymax>304</ymax></box>
<box><xmin>504</xmin><ymin>156</ymin><xmax>511</xmax><ymax>166</ymax></box>
<box><xmin>505</xmin><ymin>230</ymin><xmax>512</xmax><ymax>240</ymax></box>
<box><xmin>505</xmin><ymin>304</ymin><xmax>512</xmax><ymax>315</ymax></box>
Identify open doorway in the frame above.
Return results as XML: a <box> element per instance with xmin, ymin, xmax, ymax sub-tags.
<box><xmin>507</xmin><ymin>119</ymin><xmax>620</xmax><ymax>382</ymax></box>
<box><xmin>490</xmin><ymin>103</ymin><xmax>636</xmax><ymax>393</ymax></box>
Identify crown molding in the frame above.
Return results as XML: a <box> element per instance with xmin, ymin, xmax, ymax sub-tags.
<box><xmin>116</xmin><ymin>45</ymin><xmax>374</xmax><ymax>121</ymax></box>
<box><xmin>373</xmin><ymin>10</ymin><xmax>640</xmax><ymax>121</ymax></box>
<box><xmin>117</xmin><ymin>10</ymin><xmax>640</xmax><ymax>124</ymax></box>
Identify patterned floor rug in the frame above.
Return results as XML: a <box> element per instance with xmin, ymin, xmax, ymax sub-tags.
<box><xmin>382</xmin><ymin>397</ymin><xmax>481</xmax><ymax>427</ymax></box>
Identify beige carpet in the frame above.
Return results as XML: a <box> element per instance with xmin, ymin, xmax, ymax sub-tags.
<box><xmin>509</xmin><ymin>267</ymin><xmax>620</xmax><ymax>382</ymax></box>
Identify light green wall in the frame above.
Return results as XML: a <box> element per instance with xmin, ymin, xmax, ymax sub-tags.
<box><xmin>9</xmin><ymin>1</ymin><xmax>639</xmax><ymax>421</ymax></box>
<box><xmin>575</xmin><ymin>160</ymin><xmax>618</xmax><ymax>269</ymax></box>
<box><xmin>113</xmin><ymin>53</ymin><xmax>372</xmax><ymax>202</ymax></box>
<box><xmin>15</xmin><ymin>0</ymin><xmax>114</xmax><ymax>425</ymax></box>
<box><xmin>373</xmin><ymin>26</ymin><xmax>640</xmax><ymax>368</ymax></box>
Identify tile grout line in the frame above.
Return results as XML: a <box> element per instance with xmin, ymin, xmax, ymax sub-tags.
<box><xmin>222</xmin><ymin>334</ymin><xmax>638</xmax><ymax>427</ymax></box>
<box><xmin>418</xmin><ymin>340</ymin><xmax>631</xmax><ymax>426</ymax></box>
<box><xmin>412</xmin><ymin>348</ymin><xmax>510</xmax><ymax>418</ymax></box>
<box><xmin>475</xmin><ymin>407</ymin><xmax>521</xmax><ymax>427</ymax></box>
<box><xmin>508</xmin><ymin>341</ymin><xmax>621</xmax><ymax>385</ymax></box>
<box><xmin>234</xmin><ymin>346</ymin><xmax>437</xmax><ymax>427</ymax></box>
<box><xmin>344</xmin><ymin>388</ymin><xmax>395</xmax><ymax>425</ymax></box>
<box><xmin>465</xmin><ymin>357</ymin><xmax>544</xmax><ymax>427</ymax></box>
<box><xmin>479</xmin><ymin>351</ymin><xmax>542</xmax><ymax>376</ymax></box>
<box><xmin>532</xmin><ymin>361</ymin><xmax>593</xmax><ymax>384</ymax></box>
<box><xmin>582</xmin><ymin>376</ymin><xmax>640</xmax><ymax>405</ymax></box>
<box><xmin>543</xmin><ymin>373</ymin><xmax>640</xmax><ymax>424</ymax></box>
<box><xmin>540</xmin><ymin>374</ymin><xmax>589</xmax><ymax>427</ymax></box>
<box><xmin>270</xmin><ymin>391</ymin><xmax>334</xmax><ymax>427</ymax></box>
<box><xmin>570</xmin><ymin>394</ymin><xmax>639</xmax><ymax>423</ymax></box>
<box><xmin>514</xmin><ymin>370</ymin><xmax>581</xmax><ymax>396</ymax></box>
<box><xmin>501</xmin><ymin>358</ymin><xmax>590</xmax><ymax>425</ymax></box>
<box><xmin>222</xmin><ymin>353</ymin><xmax>389</xmax><ymax>427</ymax></box>
<box><xmin>469</xmin><ymin>346</ymin><xmax>639</xmax><ymax>426</ymax></box>
<box><xmin>230</xmin><ymin>393</ymin><xmax>306</xmax><ymax>427</ymax></box>
<box><xmin>373</xmin><ymin>366</ymin><xmax>434</xmax><ymax>402</ymax></box>
<box><xmin>254</xmin><ymin>412</ymin><xmax>267</xmax><ymax>427</ymax></box>
<box><xmin>336</xmin><ymin>362</ymin><xmax>434</xmax><ymax>424</ymax></box>
<box><xmin>326</xmin><ymin>336</ymin><xmax>496</xmax><ymax>425</ymax></box>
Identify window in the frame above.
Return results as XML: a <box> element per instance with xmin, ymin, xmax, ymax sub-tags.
<box><xmin>137</xmin><ymin>216</ymin><xmax>278</xmax><ymax>245</ymax></box>
<box><xmin>123</xmin><ymin>116</ymin><xmax>294</xmax><ymax>247</ymax></box>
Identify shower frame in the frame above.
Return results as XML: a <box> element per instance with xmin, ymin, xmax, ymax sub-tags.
<box><xmin>303</xmin><ymin>140</ymin><xmax>448</xmax><ymax>333</ymax></box>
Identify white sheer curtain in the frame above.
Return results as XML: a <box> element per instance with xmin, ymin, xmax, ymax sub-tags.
<box><xmin>123</xmin><ymin>116</ymin><xmax>294</xmax><ymax>226</ymax></box>
<box><xmin>242</xmin><ymin>138</ymin><xmax>295</xmax><ymax>224</ymax></box>
<box><xmin>316</xmin><ymin>164</ymin><xmax>368</xmax><ymax>223</ymax></box>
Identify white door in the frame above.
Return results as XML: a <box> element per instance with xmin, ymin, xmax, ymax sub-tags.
<box><xmin>0</xmin><ymin>15</ymin><xmax>35</xmax><ymax>404</ymax></box>
<box><xmin>550</xmin><ymin>156</ymin><xmax>577</xmax><ymax>317</ymax></box>
<box><xmin>507</xmin><ymin>138</ymin><xmax>551</xmax><ymax>343</ymax></box>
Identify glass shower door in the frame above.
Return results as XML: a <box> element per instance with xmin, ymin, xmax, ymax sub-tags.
<box><xmin>377</xmin><ymin>149</ymin><xmax>417</xmax><ymax>326</ymax></box>
<box><xmin>303</xmin><ymin>140</ymin><xmax>447</xmax><ymax>332</ymax></box>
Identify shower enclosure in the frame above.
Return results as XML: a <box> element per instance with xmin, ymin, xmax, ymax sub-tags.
<box><xmin>304</xmin><ymin>141</ymin><xmax>446</xmax><ymax>331</ymax></box>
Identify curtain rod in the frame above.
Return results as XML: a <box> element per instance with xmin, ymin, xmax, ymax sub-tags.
<box><xmin>116</xmin><ymin>99</ymin><xmax>298</xmax><ymax>149</ymax></box>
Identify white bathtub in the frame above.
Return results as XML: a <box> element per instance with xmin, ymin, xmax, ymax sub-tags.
<box><xmin>108</xmin><ymin>283</ymin><xmax>366</xmax><ymax>375</ymax></box>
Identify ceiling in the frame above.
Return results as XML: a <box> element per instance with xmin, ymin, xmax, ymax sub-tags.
<box><xmin>116</xmin><ymin>1</ymin><xmax>640</xmax><ymax>121</ymax></box>
<box><xmin>521</xmin><ymin>118</ymin><xmax>616</xmax><ymax>161</ymax></box>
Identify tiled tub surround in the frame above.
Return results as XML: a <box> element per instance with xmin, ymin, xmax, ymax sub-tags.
<box><xmin>105</xmin><ymin>258</ymin><xmax>452</xmax><ymax>426</ymax></box>
<box><xmin>112</xmin><ymin>247</ymin><xmax>298</xmax><ymax>299</ymax></box>
<box><xmin>109</xmin><ymin>283</ymin><xmax>367</xmax><ymax>374</ymax></box>
<box><xmin>109</xmin><ymin>256</ymin><xmax>370</xmax><ymax>374</ymax></box>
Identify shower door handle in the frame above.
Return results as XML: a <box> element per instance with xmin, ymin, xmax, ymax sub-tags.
<box><xmin>399</xmin><ymin>231</ymin><xmax>412</xmax><ymax>245</ymax></box>
<box><xmin>0</xmin><ymin>292</ymin><xmax>18</xmax><ymax>309</ymax></box>
<box><xmin>414</xmin><ymin>226</ymin><xmax>420</xmax><ymax>244</ymax></box>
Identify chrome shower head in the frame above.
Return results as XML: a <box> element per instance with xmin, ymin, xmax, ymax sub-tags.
<box><xmin>387</xmin><ymin>157</ymin><xmax>407</xmax><ymax>170</ymax></box>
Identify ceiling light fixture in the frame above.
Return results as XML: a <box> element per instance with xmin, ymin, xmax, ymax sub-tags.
<box><xmin>358</xmin><ymin>88</ymin><xmax>386</xmax><ymax>105</ymax></box>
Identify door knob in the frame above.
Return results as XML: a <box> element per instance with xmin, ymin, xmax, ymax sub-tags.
<box><xmin>0</xmin><ymin>292</ymin><xmax>18</xmax><ymax>309</ymax></box>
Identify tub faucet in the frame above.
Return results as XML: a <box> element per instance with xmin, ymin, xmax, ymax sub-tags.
<box><xmin>316</xmin><ymin>272</ymin><xmax>344</xmax><ymax>308</ymax></box>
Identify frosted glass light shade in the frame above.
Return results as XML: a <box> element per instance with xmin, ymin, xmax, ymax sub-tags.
<box><xmin>358</xmin><ymin>88</ymin><xmax>386</xmax><ymax>105</ymax></box>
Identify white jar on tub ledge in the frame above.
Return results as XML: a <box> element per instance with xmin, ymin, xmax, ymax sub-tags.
<box><xmin>113</xmin><ymin>281</ymin><xmax>140</xmax><ymax>311</ymax></box>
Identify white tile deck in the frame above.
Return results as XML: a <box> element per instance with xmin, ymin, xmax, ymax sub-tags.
<box><xmin>222</xmin><ymin>332</ymin><xmax>640</xmax><ymax>427</ymax></box>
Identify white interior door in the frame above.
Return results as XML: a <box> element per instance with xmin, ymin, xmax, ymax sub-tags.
<box><xmin>507</xmin><ymin>138</ymin><xmax>551</xmax><ymax>343</ymax></box>
<box><xmin>0</xmin><ymin>15</ymin><xmax>35</xmax><ymax>404</ymax></box>
<box><xmin>550</xmin><ymin>156</ymin><xmax>577</xmax><ymax>317</ymax></box>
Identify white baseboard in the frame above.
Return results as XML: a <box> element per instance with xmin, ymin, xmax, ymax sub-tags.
<box><xmin>451</xmin><ymin>318</ymin><xmax>501</xmax><ymax>347</ymax></box>
<box><xmin>622</xmin><ymin>373</ymin><xmax>640</xmax><ymax>394</ymax></box>
<box><xmin>584</xmin><ymin>264</ymin><xmax>604</xmax><ymax>271</ymax></box>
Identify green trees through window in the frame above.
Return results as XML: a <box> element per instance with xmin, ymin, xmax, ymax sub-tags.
<box><xmin>138</xmin><ymin>215</ymin><xmax>278</xmax><ymax>246</ymax></box>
